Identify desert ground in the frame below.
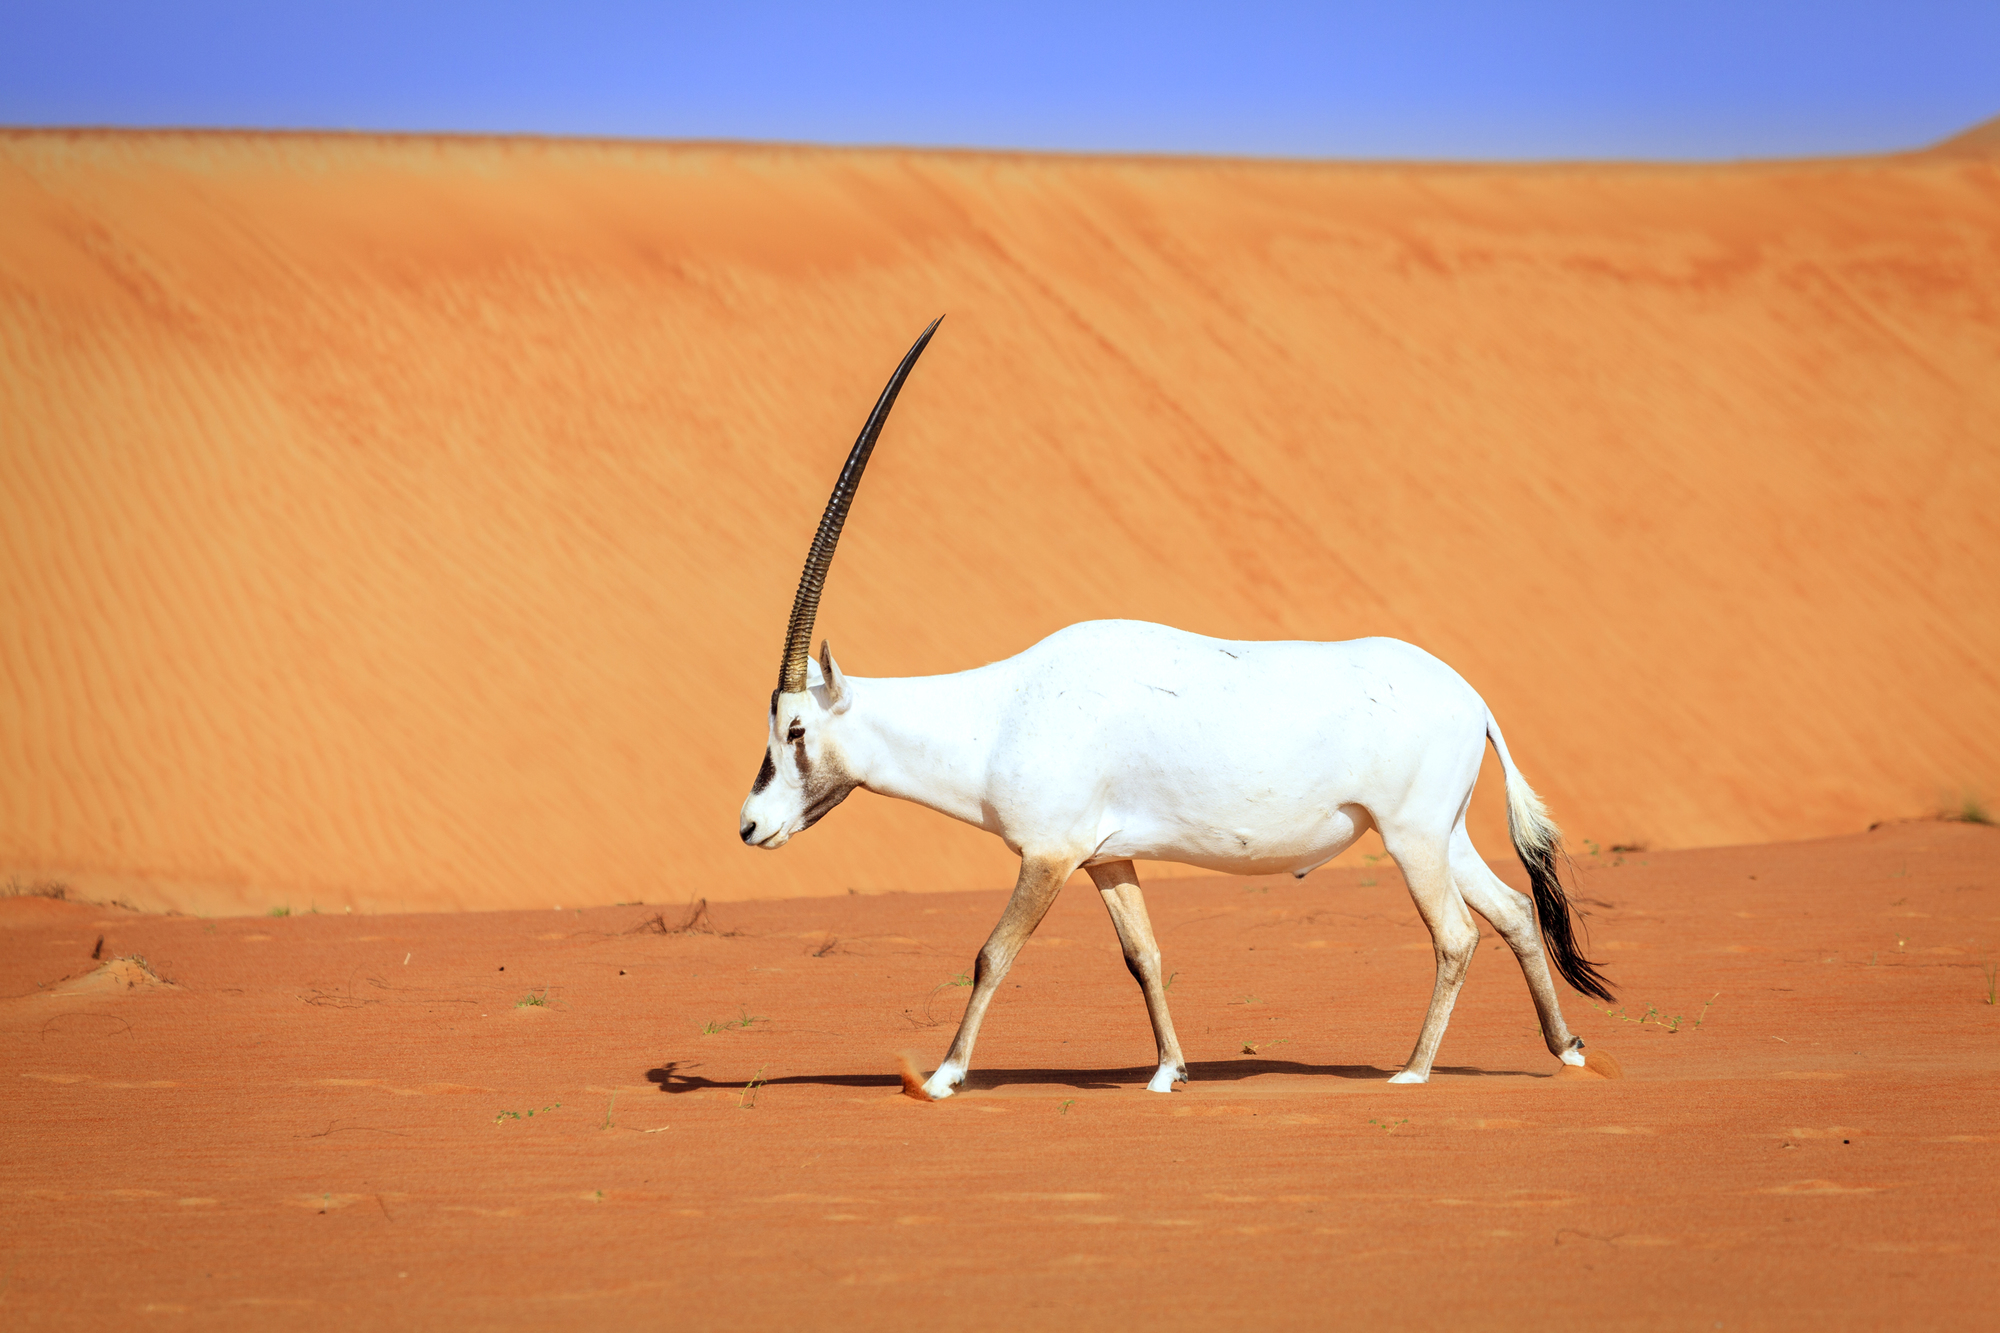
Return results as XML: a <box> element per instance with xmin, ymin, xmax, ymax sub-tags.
<box><xmin>3</xmin><ymin>820</ymin><xmax>1997</xmax><ymax>1329</ymax></box>
<box><xmin>2</xmin><ymin>125</ymin><xmax>1998</xmax><ymax>1327</ymax></box>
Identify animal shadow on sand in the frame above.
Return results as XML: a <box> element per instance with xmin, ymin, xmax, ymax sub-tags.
<box><xmin>645</xmin><ymin>1059</ymin><xmax>1545</xmax><ymax>1094</ymax></box>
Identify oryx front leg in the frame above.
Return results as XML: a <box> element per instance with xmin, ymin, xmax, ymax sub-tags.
<box><xmin>923</xmin><ymin>854</ymin><xmax>1074</xmax><ymax>1100</ymax></box>
<box><xmin>1385</xmin><ymin>837</ymin><xmax>1480</xmax><ymax>1085</ymax></box>
<box><xmin>1086</xmin><ymin>860</ymin><xmax>1187</xmax><ymax>1092</ymax></box>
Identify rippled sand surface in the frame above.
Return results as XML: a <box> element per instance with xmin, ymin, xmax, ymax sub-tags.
<box><xmin>3</xmin><ymin>131</ymin><xmax>1996</xmax><ymax>913</ymax></box>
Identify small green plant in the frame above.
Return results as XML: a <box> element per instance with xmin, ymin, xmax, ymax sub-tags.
<box><xmin>601</xmin><ymin>1094</ymin><xmax>617</xmax><ymax>1130</ymax></box>
<box><xmin>1947</xmin><ymin>795</ymin><xmax>1993</xmax><ymax>826</ymax></box>
<box><xmin>1164</xmin><ymin>971</ymin><xmax>1179</xmax><ymax>992</ymax></box>
<box><xmin>515</xmin><ymin>990</ymin><xmax>550</xmax><ymax>1008</ymax></box>
<box><xmin>739</xmin><ymin>1067</ymin><xmax>768</xmax><ymax>1109</ymax></box>
<box><xmin>700</xmin><ymin>1009</ymin><xmax>765</xmax><ymax>1035</ymax></box>
<box><xmin>947</xmin><ymin>972</ymin><xmax>973</xmax><ymax>988</ymax></box>
<box><xmin>1593</xmin><ymin>993</ymin><xmax>1717</xmax><ymax>1033</ymax></box>
<box><xmin>1368</xmin><ymin>1117</ymin><xmax>1408</xmax><ymax>1134</ymax></box>
<box><xmin>268</xmin><ymin>905</ymin><xmax>291</xmax><ymax>918</ymax></box>
<box><xmin>1240</xmin><ymin>1038</ymin><xmax>1290</xmax><ymax>1055</ymax></box>
<box><xmin>1982</xmin><ymin>960</ymin><xmax>1997</xmax><ymax>1006</ymax></box>
<box><xmin>494</xmin><ymin>1102</ymin><xmax>562</xmax><ymax>1123</ymax></box>
<box><xmin>1057</xmin><ymin>1098</ymin><xmax>1076</xmax><ymax>1115</ymax></box>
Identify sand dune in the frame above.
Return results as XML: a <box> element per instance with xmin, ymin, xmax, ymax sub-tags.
<box><xmin>2</xmin><ymin>130</ymin><xmax>1996</xmax><ymax>914</ymax></box>
<box><xmin>1930</xmin><ymin>113</ymin><xmax>2000</xmax><ymax>156</ymax></box>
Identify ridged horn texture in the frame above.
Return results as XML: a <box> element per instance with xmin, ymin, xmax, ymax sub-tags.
<box><xmin>778</xmin><ymin>316</ymin><xmax>944</xmax><ymax>695</ymax></box>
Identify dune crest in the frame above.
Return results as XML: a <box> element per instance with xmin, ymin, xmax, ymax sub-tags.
<box><xmin>1927</xmin><ymin>113</ymin><xmax>2000</xmax><ymax>156</ymax></box>
<box><xmin>2</xmin><ymin>131</ymin><xmax>1995</xmax><ymax>914</ymax></box>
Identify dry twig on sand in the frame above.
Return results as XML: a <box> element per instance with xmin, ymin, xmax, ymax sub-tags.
<box><xmin>631</xmin><ymin>899</ymin><xmax>736</xmax><ymax>937</ymax></box>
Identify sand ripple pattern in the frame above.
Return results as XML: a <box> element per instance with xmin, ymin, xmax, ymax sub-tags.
<box><xmin>1</xmin><ymin>131</ymin><xmax>1996</xmax><ymax>912</ymax></box>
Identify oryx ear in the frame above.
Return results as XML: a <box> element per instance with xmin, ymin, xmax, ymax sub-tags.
<box><xmin>819</xmin><ymin>641</ymin><xmax>852</xmax><ymax>714</ymax></box>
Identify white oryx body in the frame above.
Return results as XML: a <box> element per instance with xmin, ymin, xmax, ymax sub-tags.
<box><xmin>762</xmin><ymin>621</ymin><xmax>1471</xmax><ymax>878</ymax></box>
<box><xmin>739</xmin><ymin>319</ymin><xmax>1612</xmax><ymax>1100</ymax></box>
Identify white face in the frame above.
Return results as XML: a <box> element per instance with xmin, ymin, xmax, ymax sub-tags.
<box><xmin>738</xmin><ymin>687</ymin><xmax>856</xmax><ymax>849</ymax></box>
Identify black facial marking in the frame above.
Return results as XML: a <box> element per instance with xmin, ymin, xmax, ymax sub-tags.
<box><xmin>793</xmin><ymin>739</ymin><xmax>811</xmax><ymax>778</ymax></box>
<box><xmin>798</xmin><ymin>782</ymin><xmax>856</xmax><ymax>829</ymax></box>
<box><xmin>769</xmin><ymin>689</ymin><xmax>779</xmax><ymax>718</ymax></box>
<box><xmin>751</xmin><ymin>749</ymin><xmax>776</xmax><ymax>794</ymax></box>
<box><xmin>795</xmin><ymin>740</ymin><xmax>860</xmax><ymax>831</ymax></box>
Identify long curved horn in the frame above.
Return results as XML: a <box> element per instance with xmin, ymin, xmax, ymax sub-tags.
<box><xmin>778</xmin><ymin>316</ymin><xmax>944</xmax><ymax>695</ymax></box>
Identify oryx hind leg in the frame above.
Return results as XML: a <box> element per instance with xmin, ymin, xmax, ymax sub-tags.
<box><xmin>1086</xmin><ymin>860</ymin><xmax>1188</xmax><ymax>1093</ymax></box>
<box><xmin>1449</xmin><ymin>823</ymin><xmax>1585</xmax><ymax>1066</ymax></box>
<box><xmin>1381</xmin><ymin>828</ymin><xmax>1480</xmax><ymax>1085</ymax></box>
<box><xmin>922</xmin><ymin>853</ymin><xmax>1075</xmax><ymax>1100</ymax></box>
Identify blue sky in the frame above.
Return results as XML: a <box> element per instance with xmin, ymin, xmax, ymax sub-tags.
<box><xmin>4</xmin><ymin>2</ymin><xmax>1995</xmax><ymax>161</ymax></box>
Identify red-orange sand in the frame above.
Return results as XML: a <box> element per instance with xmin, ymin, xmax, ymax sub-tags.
<box><xmin>3</xmin><ymin>127</ymin><xmax>1999</xmax><ymax>1327</ymax></box>
<box><xmin>3</xmin><ymin>821</ymin><xmax>1997</xmax><ymax>1329</ymax></box>
<box><xmin>3</xmin><ymin>130</ymin><xmax>1998</xmax><ymax>915</ymax></box>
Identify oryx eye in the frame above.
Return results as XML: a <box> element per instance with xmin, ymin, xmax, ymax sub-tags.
<box><xmin>787</xmin><ymin>722</ymin><xmax>805</xmax><ymax>743</ymax></box>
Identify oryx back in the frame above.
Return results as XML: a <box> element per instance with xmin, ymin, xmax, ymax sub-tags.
<box><xmin>980</xmin><ymin>620</ymin><xmax>1492</xmax><ymax>876</ymax></box>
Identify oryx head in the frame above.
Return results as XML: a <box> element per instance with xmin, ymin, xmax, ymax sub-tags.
<box><xmin>739</xmin><ymin>317</ymin><xmax>942</xmax><ymax>850</ymax></box>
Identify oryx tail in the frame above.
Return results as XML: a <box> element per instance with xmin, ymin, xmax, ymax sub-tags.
<box><xmin>1485</xmin><ymin>710</ymin><xmax>1615</xmax><ymax>1003</ymax></box>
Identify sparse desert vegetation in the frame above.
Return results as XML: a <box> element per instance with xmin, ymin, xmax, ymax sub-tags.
<box><xmin>2</xmin><ymin>817</ymin><xmax>1995</xmax><ymax>1328</ymax></box>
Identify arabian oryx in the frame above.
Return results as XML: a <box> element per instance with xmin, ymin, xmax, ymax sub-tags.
<box><xmin>739</xmin><ymin>318</ymin><xmax>1614</xmax><ymax>1098</ymax></box>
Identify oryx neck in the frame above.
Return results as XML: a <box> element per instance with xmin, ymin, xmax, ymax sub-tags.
<box><xmin>836</xmin><ymin>670</ymin><xmax>1002</xmax><ymax>831</ymax></box>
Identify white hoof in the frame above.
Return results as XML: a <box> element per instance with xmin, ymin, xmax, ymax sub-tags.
<box><xmin>1146</xmin><ymin>1064</ymin><xmax>1184</xmax><ymax>1093</ymax></box>
<box><xmin>1387</xmin><ymin>1069</ymin><xmax>1428</xmax><ymax>1085</ymax></box>
<box><xmin>921</xmin><ymin>1061</ymin><xmax>965</xmax><ymax>1100</ymax></box>
<box><xmin>1559</xmin><ymin>1047</ymin><xmax>1587</xmax><ymax>1068</ymax></box>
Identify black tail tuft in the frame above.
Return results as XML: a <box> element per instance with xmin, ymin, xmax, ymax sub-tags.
<box><xmin>1518</xmin><ymin>838</ymin><xmax>1615</xmax><ymax>1003</ymax></box>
